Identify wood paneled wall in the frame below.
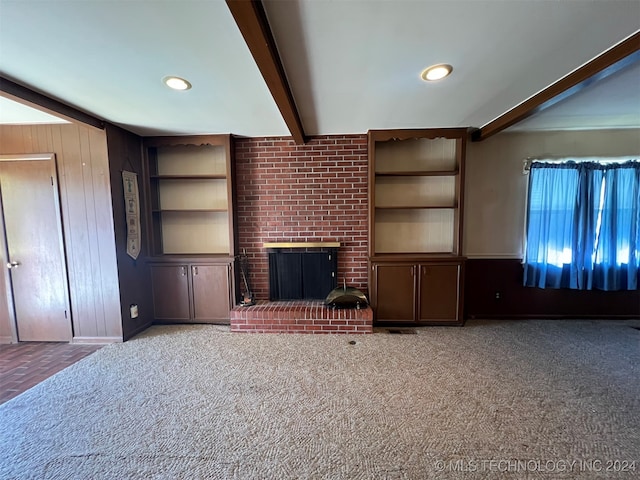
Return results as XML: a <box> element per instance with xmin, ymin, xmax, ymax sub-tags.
<box><xmin>0</xmin><ymin>124</ymin><xmax>122</xmax><ymax>342</ymax></box>
<box><xmin>465</xmin><ymin>259</ymin><xmax>640</xmax><ymax>319</ymax></box>
<box><xmin>105</xmin><ymin>125</ymin><xmax>153</xmax><ymax>340</ymax></box>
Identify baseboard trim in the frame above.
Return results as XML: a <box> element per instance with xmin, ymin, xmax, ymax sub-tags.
<box><xmin>123</xmin><ymin>321</ymin><xmax>153</xmax><ymax>341</ymax></box>
<box><xmin>0</xmin><ymin>335</ymin><xmax>14</xmax><ymax>344</ymax></box>
<box><xmin>72</xmin><ymin>336</ymin><xmax>122</xmax><ymax>344</ymax></box>
<box><xmin>465</xmin><ymin>254</ymin><xmax>522</xmax><ymax>260</ymax></box>
<box><xmin>465</xmin><ymin>258</ymin><xmax>640</xmax><ymax>318</ymax></box>
<box><xmin>467</xmin><ymin>314</ymin><xmax>640</xmax><ymax>320</ymax></box>
<box><xmin>152</xmin><ymin>319</ymin><xmax>231</xmax><ymax>325</ymax></box>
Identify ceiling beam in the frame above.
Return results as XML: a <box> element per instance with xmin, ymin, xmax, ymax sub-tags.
<box><xmin>226</xmin><ymin>0</ymin><xmax>307</xmax><ymax>144</ymax></box>
<box><xmin>0</xmin><ymin>76</ymin><xmax>105</xmax><ymax>130</ymax></box>
<box><xmin>472</xmin><ymin>32</ymin><xmax>640</xmax><ymax>142</ymax></box>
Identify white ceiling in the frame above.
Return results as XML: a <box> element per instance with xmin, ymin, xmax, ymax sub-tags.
<box><xmin>507</xmin><ymin>60</ymin><xmax>640</xmax><ymax>132</ymax></box>
<box><xmin>0</xmin><ymin>0</ymin><xmax>638</xmax><ymax>137</ymax></box>
<box><xmin>0</xmin><ymin>96</ymin><xmax>69</xmax><ymax>125</ymax></box>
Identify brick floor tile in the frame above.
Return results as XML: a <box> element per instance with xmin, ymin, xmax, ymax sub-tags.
<box><xmin>0</xmin><ymin>343</ymin><xmax>102</xmax><ymax>405</ymax></box>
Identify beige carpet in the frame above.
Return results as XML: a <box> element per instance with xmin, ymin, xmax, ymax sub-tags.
<box><xmin>1</xmin><ymin>319</ymin><xmax>639</xmax><ymax>479</ymax></box>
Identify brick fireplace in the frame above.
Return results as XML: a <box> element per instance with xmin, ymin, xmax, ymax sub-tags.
<box><xmin>231</xmin><ymin>135</ymin><xmax>372</xmax><ymax>333</ymax></box>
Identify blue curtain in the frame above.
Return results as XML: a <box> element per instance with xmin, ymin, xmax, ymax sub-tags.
<box><xmin>523</xmin><ymin>160</ymin><xmax>640</xmax><ymax>291</ymax></box>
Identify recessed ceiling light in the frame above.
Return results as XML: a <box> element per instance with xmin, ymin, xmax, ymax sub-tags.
<box><xmin>421</xmin><ymin>64</ymin><xmax>453</xmax><ymax>82</ymax></box>
<box><xmin>163</xmin><ymin>76</ymin><xmax>192</xmax><ymax>91</ymax></box>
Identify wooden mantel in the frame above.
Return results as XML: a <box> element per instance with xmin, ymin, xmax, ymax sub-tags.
<box><xmin>263</xmin><ymin>242</ymin><xmax>341</xmax><ymax>248</ymax></box>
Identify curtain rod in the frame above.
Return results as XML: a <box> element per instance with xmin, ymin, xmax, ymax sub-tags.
<box><xmin>523</xmin><ymin>155</ymin><xmax>639</xmax><ymax>173</ymax></box>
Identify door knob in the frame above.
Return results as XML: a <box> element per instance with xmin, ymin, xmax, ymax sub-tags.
<box><xmin>7</xmin><ymin>261</ymin><xmax>20</xmax><ymax>269</ymax></box>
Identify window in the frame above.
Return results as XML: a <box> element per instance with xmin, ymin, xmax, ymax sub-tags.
<box><xmin>523</xmin><ymin>160</ymin><xmax>639</xmax><ymax>291</ymax></box>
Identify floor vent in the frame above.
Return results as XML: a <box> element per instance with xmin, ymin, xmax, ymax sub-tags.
<box><xmin>388</xmin><ymin>329</ymin><xmax>417</xmax><ymax>335</ymax></box>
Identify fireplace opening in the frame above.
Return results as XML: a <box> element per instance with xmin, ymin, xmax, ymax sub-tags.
<box><xmin>268</xmin><ymin>249</ymin><xmax>337</xmax><ymax>300</ymax></box>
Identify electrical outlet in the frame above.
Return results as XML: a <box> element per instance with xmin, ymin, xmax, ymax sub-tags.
<box><xmin>130</xmin><ymin>304</ymin><xmax>139</xmax><ymax>318</ymax></box>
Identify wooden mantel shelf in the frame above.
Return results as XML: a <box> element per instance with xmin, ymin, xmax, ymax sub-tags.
<box><xmin>263</xmin><ymin>242</ymin><xmax>341</xmax><ymax>248</ymax></box>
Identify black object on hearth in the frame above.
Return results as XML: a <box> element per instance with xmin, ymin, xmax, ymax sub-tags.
<box><xmin>325</xmin><ymin>281</ymin><xmax>368</xmax><ymax>309</ymax></box>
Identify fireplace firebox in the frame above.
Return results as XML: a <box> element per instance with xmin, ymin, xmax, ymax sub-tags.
<box><xmin>267</xmin><ymin>247</ymin><xmax>337</xmax><ymax>301</ymax></box>
<box><xmin>231</xmin><ymin>242</ymin><xmax>372</xmax><ymax>334</ymax></box>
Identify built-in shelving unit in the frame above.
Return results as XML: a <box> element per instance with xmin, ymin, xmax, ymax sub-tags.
<box><xmin>143</xmin><ymin>135</ymin><xmax>236</xmax><ymax>324</ymax></box>
<box><xmin>146</xmin><ymin>140</ymin><xmax>233</xmax><ymax>255</ymax></box>
<box><xmin>370</xmin><ymin>130</ymin><xmax>464</xmax><ymax>255</ymax></box>
<box><xmin>368</xmin><ymin>128</ymin><xmax>467</xmax><ymax>325</ymax></box>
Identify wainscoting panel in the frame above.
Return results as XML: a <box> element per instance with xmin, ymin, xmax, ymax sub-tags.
<box><xmin>464</xmin><ymin>258</ymin><xmax>640</xmax><ymax>319</ymax></box>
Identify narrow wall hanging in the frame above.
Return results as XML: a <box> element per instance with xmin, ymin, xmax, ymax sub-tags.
<box><xmin>122</xmin><ymin>170</ymin><xmax>141</xmax><ymax>259</ymax></box>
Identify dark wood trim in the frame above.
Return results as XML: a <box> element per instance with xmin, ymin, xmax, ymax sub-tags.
<box><xmin>146</xmin><ymin>256</ymin><xmax>236</xmax><ymax>265</ymax></box>
<box><xmin>367</xmin><ymin>133</ymin><xmax>377</xmax><ymax>258</ymax></box>
<box><xmin>368</xmin><ymin>128</ymin><xmax>469</xmax><ymax>142</ymax></box>
<box><xmin>0</xmin><ymin>76</ymin><xmax>105</xmax><ymax>130</ymax></box>
<box><xmin>454</xmin><ymin>136</ymin><xmax>466</xmax><ymax>255</ymax></box>
<box><xmin>472</xmin><ymin>32</ymin><xmax>640</xmax><ymax>142</ymax></box>
<box><xmin>370</xmin><ymin>254</ymin><xmax>467</xmax><ymax>263</ymax></box>
<box><xmin>226</xmin><ymin>0</ymin><xmax>306</xmax><ymax>144</ymax></box>
<box><xmin>142</xmin><ymin>134</ymin><xmax>231</xmax><ymax>148</ymax></box>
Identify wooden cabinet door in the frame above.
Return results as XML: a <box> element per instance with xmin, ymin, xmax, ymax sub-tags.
<box><xmin>192</xmin><ymin>264</ymin><xmax>230</xmax><ymax>322</ymax></box>
<box><xmin>150</xmin><ymin>265</ymin><xmax>191</xmax><ymax>320</ymax></box>
<box><xmin>373</xmin><ymin>264</ymin><xmax>416</xmax><ymax>322</ymax></box>
<box><xmin>419</xmin><ymin>264</ymin><xmax>461</xmax><ymax>323</ymax></box>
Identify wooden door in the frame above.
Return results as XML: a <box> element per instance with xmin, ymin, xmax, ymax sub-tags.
<box><xmin>419</xmin><ymin>264</ymin><xmax>461</xmax><ymax>323</ymax></box>
<box><xmin>150</xmin><ymin>265</ymin><xmax>191</xmax><ymax>320</ymax></box>
<box><xmin>373</xmin><ymin>263</ymin><xmax>416</xmax><ymax>322</ymax></box>
<box><xmin>0</xmin><ymin>155</ymin><xmax>72</xmax><ymax>341</ymax></box>
<box><xmin>192</xmin><ymin>264</ymin><xmax>230</xmax><ymax>322</ymax></box>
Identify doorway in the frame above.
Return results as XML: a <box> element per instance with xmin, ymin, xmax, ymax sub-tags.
<box><xmin>0</xmin><ymin>154</ymin><xmax>72</xmax><ymax>342</ymax></box>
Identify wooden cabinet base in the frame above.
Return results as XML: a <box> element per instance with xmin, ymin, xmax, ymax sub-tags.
<box><xmin>374</xmin><ymin>264</ymin><xmax>415</xmax><ymax>322</ymax></box>
<box><xmin>370</xmin><ymin>257</ymin><xmax>465</xmax><ymax>326</ymax></box>
<box><xmin>419</xmin><ymin>264</ymin><xmax>461</xmax><ymax>324</ymax></box>
<box><xmin>150</xmin><ymin>259</ymin><xmax>234</xmax><ymax>324</ymax></box>
<box><xmin>150</xmin><ymin>265</ymin><xmax>191</xmax><ymax>321</ymax></box>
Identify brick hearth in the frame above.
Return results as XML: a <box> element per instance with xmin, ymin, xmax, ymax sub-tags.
<box><xmin>230</xmin><ymin>300</ymin><xmax>373</xmax><ymax>334</ymax></box>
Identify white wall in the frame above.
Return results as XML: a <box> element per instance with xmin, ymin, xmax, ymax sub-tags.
<box><xmin>463</xmin><ymin>129</ymin><xmax>640</xmax><ymax>258</ymax></box>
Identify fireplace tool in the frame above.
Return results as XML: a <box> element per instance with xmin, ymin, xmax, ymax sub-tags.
<box><xmin>238</xmin><ymin>249</ymin><xmax>256</xmax><ymax>306</ymax></box>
